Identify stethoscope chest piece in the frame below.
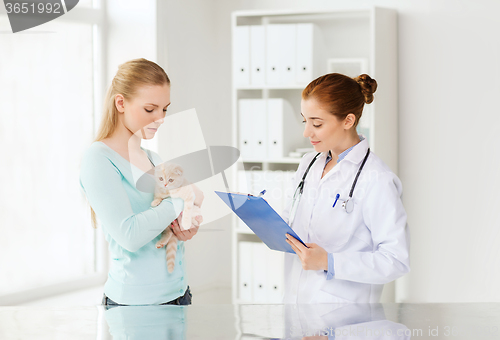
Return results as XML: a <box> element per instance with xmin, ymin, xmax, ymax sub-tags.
<box><xmin>342</xmin><ymin>199</ymin><xmax>354</xmax><ymax>213</ymax></box>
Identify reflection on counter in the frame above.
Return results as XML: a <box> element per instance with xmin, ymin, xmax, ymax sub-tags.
<box><xmin>238</xmin><ymin>303</ymin><xmax>409</xmax><ymax>339</ymax></box>
<box><xmin>103</xmin><ymin>305</ymin><xmax>187</xmax><ymax>339</ymax></box>
<box><xmin>2</xmin><ymin>303</ymin><xmax>500</xmax><ymax>339</ymax></box>
<box><xmin>100</xmin><ymin>303</ymin><xmax>409</xmax><ymax>339</ymax></box>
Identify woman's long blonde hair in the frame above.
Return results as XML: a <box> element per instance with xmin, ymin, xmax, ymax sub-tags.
<box><xmin>89</xmin><ymin>58</ymin><xmax>170</xmax><ymax>228</ymax></box>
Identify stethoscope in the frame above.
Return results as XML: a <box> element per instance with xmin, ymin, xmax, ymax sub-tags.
<box><xmin>288</xmin><ymin>147</ymin><xmax>371</xmax><ymax>226</ymax></box>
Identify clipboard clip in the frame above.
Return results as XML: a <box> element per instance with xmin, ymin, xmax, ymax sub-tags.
<box><xmin>247</xmin><ymin>189</ymin><xmax>266</xmax><ymax>197</ymax></box>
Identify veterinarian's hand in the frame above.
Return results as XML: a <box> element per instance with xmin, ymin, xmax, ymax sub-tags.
<box><xmin>285</xmin><ymin>234</ymin><xmax>328</xmax><ymax>271</ymax></box>
<box><xmin>171</xmin><ymin>218</ymin><xmax>199</xmax><ymax>241</ymax></box>
<box><xmin>192</xmin><ymin>184</ymin><xmax>204</xmax><ymax>207</ymax></box>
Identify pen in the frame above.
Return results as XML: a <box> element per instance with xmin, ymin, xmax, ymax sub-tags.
<box><xmin>332</xmin><ymin>193</ymin><xmax>340</xmax><ymax>208</ymax></box>
<box><xmin>257</xmin><ymin>189</ymin><xmax>266</xmax><ymax>197</ymax></box>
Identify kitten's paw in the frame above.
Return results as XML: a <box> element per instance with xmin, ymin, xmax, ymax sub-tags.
<box><xmin>151</xmin><ymin>199</ymin><xmax>162</xmax><ymax>207</ymax></box>
<box><xmin>192</xmin><ymin>215</ymin><xmax>203</xmax><ymax>226</ymax></box>
<box><xmin>156</xmin><ymin>242</ymin><xmax>165</xmax><ymax>248</ymax></box>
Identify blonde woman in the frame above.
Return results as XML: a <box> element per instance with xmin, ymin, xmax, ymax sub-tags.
<box><xmin>79</xmin><ymin>58</ymin><xmax>204</xmax><ymax>306</ymax></box>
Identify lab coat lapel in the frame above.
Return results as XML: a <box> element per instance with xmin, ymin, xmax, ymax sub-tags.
<box><xmin>342</xmin><ymin>136</ymin><xmax>370</xmax><ymax>166</ymax></box>
<box><xmin>305</xmin><ymin>151</ymin><xmax>328</xmax><ymax>188</ymax></box>
<box><xmin>318</xmin><ymin>137</ymin><xmax>370</xmax><ymax>185</ymax></box>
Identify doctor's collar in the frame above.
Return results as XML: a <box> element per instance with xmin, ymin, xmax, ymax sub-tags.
<box><xmin>338</xmin><ymin>134</ymin><xmax>369</xmax><ymax>165</ymax></box>
<box><xmin>327</xmin><ymin>134</ymin><xmax>366</xmax><ymax>165</ymax></box>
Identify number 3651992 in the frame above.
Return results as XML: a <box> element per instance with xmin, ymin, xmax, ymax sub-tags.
<box><xmin>5</xmin><ymin>2</ymin><xmax>62</xmax><ymax>14</ymax></box>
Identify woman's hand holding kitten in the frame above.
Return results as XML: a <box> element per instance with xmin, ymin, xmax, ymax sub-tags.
<box><xmin>171</xmin><ymin>219</ymin><xmax>198</xmax><ymax>241</ymax></box>
<box><xmin>171</xmin><ymin>206</ymin><xmax>202</xmax><ymax>241</ymax></box>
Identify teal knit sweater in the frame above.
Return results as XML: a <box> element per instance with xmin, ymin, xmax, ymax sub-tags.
<box><xmin>79</xmin><ymin>141</ymin><xmax>187</xmax><ymax>305</ymax></box>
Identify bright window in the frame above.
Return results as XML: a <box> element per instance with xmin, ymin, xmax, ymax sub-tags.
<box><xmin>0</xmin><ymin>17</ymin><xmax>100</xmax><ymax>296</ymax></box>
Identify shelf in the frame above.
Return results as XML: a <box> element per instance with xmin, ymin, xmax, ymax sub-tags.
<box><xmin>236</xmin><ymin>84</ymin><xmax>306</xmax><ymax>90</ymax></box>
<box><xmin>231</xmin><ymin>6</ymin><xmax>398</xmax><ymax>307</ymax></box>
<box><xmin>232</xmin><ymin>8</ymin><xmax>371</xmax><ymax>20</ymax></box>
<box><xmin>237</xmin><ymin>157</ymin><xmax>302</xmax><ymax>164</ymax></box>
<box><xmin>235</xmin><ymin>229</ymin><xmax>255</xmax><ymax>235</ymax></box>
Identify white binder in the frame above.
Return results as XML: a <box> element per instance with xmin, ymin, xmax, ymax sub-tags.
<box><xmin>280</xmin><ymin>24</ymin><xmax>296</xmax><ymax>85</ymax></box>
<box><xmin>282</xmin><ymin>170</ymin><xmax>297</xmax><ymax>208</ymax></box>
<box><xmin>237</xmin><ymin>169</ymin><xmax>252</xmax><ymax>193</ymax></box>
<box><xmin>264</xmin><ymin>170</ymin><xmax>285</xmax><ymax>214</ymax></box>
<box><xmin>267</xmin><ymin>98</ymin><xmax>305</xmax><ymax>159</ymax></box>
<box><xmin>296</xmin><ymin>23</ymin><xmax>325</xmax><ymax>84</ymax></box>
<box><xmin>252</xmin><ymin>242</ymin><xmax>268</xmax><ymax>303</ymax></box>
<box><xmin>239</xmin><ymin>242</ymin><xmax>254</xmax><ymax>302</ymax></box>
<box><xmin>250</xmin><ymin>25</ymin><xmax>266</xmax><ymax>86</ymax></box>
<box><xmin>237</xmin><ymin>170</ymin><xmax>254</xmax><ymax>233</ymax></box>
<box><xmin>239</xmin><ymin>239</ymin><xmax>285</xmax><ymax>304</ymax></box>
<box><xmin>239</xmin><ymin>99</ymin><xmax>268</xmax><ymax>160</ymax></box>
<box><xmin>253</xmin><ymin>99</ymin><xmax>268</xmax><ymax>159</ymax></box>
<box><xmin>233</xmin><ymin>25</ymin><xmax>250</xmax><ymax>87</ymax></box>
<box><xmin>238</xmin><ymin>99</ymin><xmax>255</xmax><ymax>159</ymax></box>
<box><xmin>267</xmin><ymin>249</ymin><xmax>285</xmax><ymax>303</ymax></box>
<box><xmin>265</xmin><ymin>24</ymin><xmax>283</xmax><ymax>85</ymax></box>
<box><xmin>266</xmin><ymin>24</ymin><xmax>296</xmax><ymax>86</ymax></box>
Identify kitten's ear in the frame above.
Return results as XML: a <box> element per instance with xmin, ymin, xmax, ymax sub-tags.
<box><xmin>174</xmin><ymin>165</ymin><xmax>183</xmax><ymax>176</ymax></box>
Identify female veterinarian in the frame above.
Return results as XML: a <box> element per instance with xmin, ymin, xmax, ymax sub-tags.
<box><xmin>282</xmin><ymin>73</ymin><xmax>410</xmax><ymax>303</ymax></box>
<box><xmin>79</xmin><ymin>58</ymin><xmax>204</xmax><ymax>307</ymax></box>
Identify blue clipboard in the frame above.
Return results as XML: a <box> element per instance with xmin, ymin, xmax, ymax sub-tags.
<box><xmin>215</xmin><ymin>191</ymin><xmax>307</xmax><ymax>253</ymax></box>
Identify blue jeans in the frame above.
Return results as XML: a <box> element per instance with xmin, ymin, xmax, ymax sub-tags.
<box><xmin>102</xmin><ymin>286</ymin><xmax>192</xmax><ymax>307</ymax></box>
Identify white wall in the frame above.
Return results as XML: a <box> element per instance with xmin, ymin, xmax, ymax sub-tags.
<box><xmin>160</xmin><ymin>0</ymin><xmax>233</xmax><ymax>293</ymax></box>
<box><xmin>199</xmin><ymin>0</ymin><xmax>500</xmax><ymax>302</ymax></box>
<box><xmin>106</xmin><ymin>0</ymin><xmax>157</xmax><ymax>82</ymax></box>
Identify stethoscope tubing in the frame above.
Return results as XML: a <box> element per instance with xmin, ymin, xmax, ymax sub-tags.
<box><xmin>290</xmin><ymin>147</ymin><xmax>371</xmax><ymax>223</ymax></box>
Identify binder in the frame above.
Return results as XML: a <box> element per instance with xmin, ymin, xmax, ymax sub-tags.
<box><xmin>266</xmin><ymin>98</ymin><xmax>305</xmax><ymax>159</ymax></box>
<box><xmin>266</xmin><ymin>24</ymin><xmax>296</xmax><ymax>85</ymax></box>
<box><xmin>233</xmin><ymin>25</ymin><xmax>250</xmax><ymax>86</ymax></box>
<box><xmin>267</xmin><ymin>248</ymin><xmax>285</xmax><ymax>303</ymax></box>
<box><xmin>215</xmin><ymin>191</ymin><xmax>307</xmax><ymax>253</ymax></box>
<box><xmin>237</xmin><ymin>171</ymin><xmax>253</xmax><ymax>233</ymax></box>
<box><xmin>239</xmin><ymin>242</ymin><xmax>253</xmax><ymax>302</ymax></box>
<box><xmin>295</xmin><ymin>23</ymin><xmax>326</xmax><ymax>84</ymax></box>
<box><xmin>238</xmin><ymin>99</ymin><xmax>255</xmax><ymax>159</ymax></box>
<box><xmin>265</xmin><ymin>24</ymin><xmax>281</xmax><ymax>85</ymax></box>
<box><xmin>250</xmin><ymin>25</ymin><xmax>266</xmax><ymax>86</ymax></box>
<box><xmin>252</xmin><ymin>242</ymin><xmax>268</xmax><ymax>303</ymax></box>
<box><xmin>253</xmin><ymin>99</ymin><xmax>267</xmax><ymax>158</ymax></box>
<box><xmin>261</xmin><ymin>170</ymin><xmax>284</xmax><ymax>213</ymax></box>
<box><xmin>238</xmin><ymin>99</ymin><xmax>267</xmax><ymax>160</ymax></box>
<box><xmin>280</xmin><ymin>24</ymin><xmax>296</xmax><ymax>85</ymax></box>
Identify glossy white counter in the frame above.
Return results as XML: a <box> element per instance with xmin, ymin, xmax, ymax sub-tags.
<box><xmin>1</xmin><ymin>303</ymin><xmax>500</xmax><ymax>339</ymax></box>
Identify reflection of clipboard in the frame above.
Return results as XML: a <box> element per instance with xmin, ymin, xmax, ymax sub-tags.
<box><xmin>215</xmin><ymin>191</ymin><xmax>307</xmax><ymax>253</ymax></box>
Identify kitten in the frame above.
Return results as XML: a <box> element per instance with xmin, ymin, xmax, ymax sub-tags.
<box><xmin>151</xmin><ymin>163</ymin><xmax>203</xmax><ymax>273</ymax></box>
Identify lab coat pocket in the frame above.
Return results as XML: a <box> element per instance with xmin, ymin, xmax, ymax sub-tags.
<box><xmin>311</xmin><ymin>193</ymin><xmax>359</xmax><ymax>249</ymax></box>
<box><xmin>312</xmin><ymin>287</ymin><xmax>354</xmax><ymax>304</ymax></box>
<box><xmin>318</xmin><ymin>278</ymin><xmax>370</xmax><ymax>303</ymax></box>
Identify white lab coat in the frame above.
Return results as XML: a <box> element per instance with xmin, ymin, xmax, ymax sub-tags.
<box><xmin>281</xmin><ymin>137</ymin><xmax>410</xmax><ymax>303</ymax></box>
